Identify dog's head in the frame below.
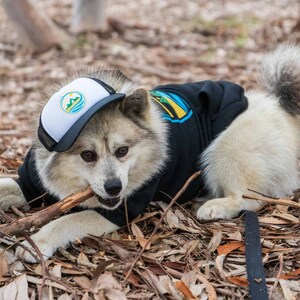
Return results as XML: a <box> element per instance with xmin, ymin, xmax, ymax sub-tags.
<box><xmin>34</xmin><ymin>70</ymin><xmax>168</xmax><ymax>210</ymax></box>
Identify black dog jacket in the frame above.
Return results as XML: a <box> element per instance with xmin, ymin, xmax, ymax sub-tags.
<box><xmin>16</xmin><ymin>80</ymin><xmax>248</xmax><ymax>227</ymax></box>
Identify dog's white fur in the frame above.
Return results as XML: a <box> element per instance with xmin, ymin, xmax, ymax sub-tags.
<box><xmin>0</xmin><ymin>44</ymin><xmax>300</xmax><ymax>263</ymax></box>
<box><xmin>0</xmin><ymin>178</ymin><xmax>29</xmax><ymax>211</ymax></box>
<box><xmin>197</xmin><ymin>90</ymin><xmax>299</xmax><ymax>220</ymax></box>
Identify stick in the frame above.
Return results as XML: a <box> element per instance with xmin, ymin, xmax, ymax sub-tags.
<box><xmin>244</xmin><ymin>194</ymin><xmax>300</xmax><ymax>209</ymax></box>
<box><xmin>124</xmin><ymin>171</ymin><xmax>201</xmax><ymax>281</ymax></box>
<box><xmin>22</xmin><ymin>232</ymin><xmax>49</xmax><ymax>300</ymax></box>
<box><xmin>0</xmin><ymin>187</ymin><xmax>94</xmax><ymax>236</ymax></box>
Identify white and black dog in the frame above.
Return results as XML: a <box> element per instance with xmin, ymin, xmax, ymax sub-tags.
<box><xmin>0</xmin><ymin>44</ymin><xmax>299</xmax><ymax>263</ymax></box>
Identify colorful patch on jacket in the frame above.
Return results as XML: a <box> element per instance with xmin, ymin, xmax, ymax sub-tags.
<box><xmin>150</xmin><ymin>90</ymin><xmax>193</xmax><ymax>123</ymax></box>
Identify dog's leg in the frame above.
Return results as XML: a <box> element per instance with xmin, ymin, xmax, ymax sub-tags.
<box><xmin>0</xmin><ymin>178</ymin><xmax>29</xmax><ymax>211</ymax></box>
<box><xmin>196</xmin><ymin>193</ymin><xmax>264</xmax><ymax>221</ymax></box>
<box><xmin>15</xmin><ymin>210</ymin><xmax>119</xmax><ymax>263</ymax></box>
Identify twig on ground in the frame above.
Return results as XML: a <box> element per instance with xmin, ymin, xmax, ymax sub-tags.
<box><xmin>23</xmin><ymin>234</ymin><xmax>79</xmax><ymax>299</ymax></box>
<box><xmin>0</xmin><ymin>208</ymin><xmax>14</xmax><ymax>223</ymax></box>
<box><xmin>57</xmin><ymin>247</ymin><xmax>76</xmax><ymax>262</ymax></box>
<box><xmin>244</xmin><ymin>193</ymin><xmax>300</xmax><ymax>209</ymax></box>
<box><xmin>10</xmin><ymin>205</ymin><xmax>26</xmax><ymax>218</ymax></box>
<box><xmin>0</xmin><ymin>187</ymin><xmax>94</xmax><ymax>236</ymax></box>
<box><xmin>27</xmin><ymin>275</ymin><xmax>79</xmax><ymax>298</ymax></box>
<box><xmin>124</xmin><ymin>198</ymin><xmax>133</xmax><ymax>238</ymax></box>
<box><xmin>124</xmin><ymin>170</ymin><xmax>201</xmax><ymax>281</ymax></box>
<box><xmin>22</xmin><ymin>232</ymin><xmax>49</xmax><ymax>300</ymax></box>
<box><xmin>269</xmin><ymin>254</ymin><xmax>284</xmax><ymax>299</ymax></box>
<box><xmin>0</xmin><ymin>233</ymin><xmax>40</xmax><ymax>262</ymax></box>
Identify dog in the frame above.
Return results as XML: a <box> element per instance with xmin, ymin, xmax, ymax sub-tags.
<box><xmin>0</xmin><ymin>44</ymin><xmax>299</xmax><ymax>263</ymax></box>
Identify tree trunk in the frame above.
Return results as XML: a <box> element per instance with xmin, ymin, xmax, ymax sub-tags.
<box><xmin>2</xmin><ymin>0</ymin><xmax>71</xmax><ymax>53</ymax></box>
<box><xmin>71</xmin><ymin>0</ymin><xmax>107</xmax><ymax>33</ymax></box>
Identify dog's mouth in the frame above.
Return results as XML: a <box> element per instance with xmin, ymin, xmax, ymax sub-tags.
<box><xmin>95</xmin><ymin>195</ymin><xmax>121</xmax><ymax>209</ymax></box>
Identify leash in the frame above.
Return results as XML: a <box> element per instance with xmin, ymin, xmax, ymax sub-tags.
<box><xmin>244</xmin><ymin>210</ymin><xmax>269</xmax><ymax>299</ymax></box>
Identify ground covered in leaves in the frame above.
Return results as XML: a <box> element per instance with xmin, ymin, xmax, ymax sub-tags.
<box><xmin>0</xmin><ymin>0</ymin><xmax>300</xmax><ymax>299</ymax></box>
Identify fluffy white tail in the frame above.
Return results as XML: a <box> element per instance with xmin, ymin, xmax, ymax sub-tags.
<box><xmin>260</xmin><ymin>44</ymin><xmax>300</xmax><ymax>116</ymax></box>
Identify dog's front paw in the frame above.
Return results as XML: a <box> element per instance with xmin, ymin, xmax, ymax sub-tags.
<box><xmin>0</xmin><ymin>178</ymin><xmax>29</xmax><ymax>211</ymax></box>
<box><xmin>16</xmin><ymin>233</ymin><xmax>54</xmax><ymax>263</ymax></box>
<box><xmin>196</xmin><ymin>197</ymin><xmax>241</xmax><ymax>221</ymax></box>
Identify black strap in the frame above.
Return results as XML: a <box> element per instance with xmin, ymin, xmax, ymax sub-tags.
<box><xmin>244</xmin><ymin>210</ymin><xmax>269</xmax><ymax>299</ymax></box>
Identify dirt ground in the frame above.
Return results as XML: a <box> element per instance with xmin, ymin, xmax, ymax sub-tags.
<box><xmin>0</xmin><ymin>0</ymin><xmax>300</xmax><ymax>299</ymax></box>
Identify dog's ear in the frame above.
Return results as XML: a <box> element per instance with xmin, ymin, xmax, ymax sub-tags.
<box><xmin>121</xmin><ymin>88</ymin><xmax>150</xmax><ymax>119</ymax></box>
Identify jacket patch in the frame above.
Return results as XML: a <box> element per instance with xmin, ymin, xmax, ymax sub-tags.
<box><xmin>150</xmin><ymin>90</ymin><xmax>193</xmax><ymax>123</ymax></box>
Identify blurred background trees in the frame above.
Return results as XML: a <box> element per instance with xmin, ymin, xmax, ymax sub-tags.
<box><xmin>2</xmin><ymin>0</ymin><xmax>106</xmax><ymax>52</ymax></box>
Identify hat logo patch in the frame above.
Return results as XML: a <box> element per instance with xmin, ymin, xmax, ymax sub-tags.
<box><xmin>61</xmin><ymin>91</ymin><xmax>85</xmax><ymax>114</ymax></box>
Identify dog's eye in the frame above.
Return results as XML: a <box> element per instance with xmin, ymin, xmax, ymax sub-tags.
<box><xmin>80</xmin><ymin>150</ymin><xmax>97</xmax><ymax>162</ymax></box>
<box><xmin>115</xmin><ymin>146</ymin><xmax>129</xmax><ymax>158</ymax></box>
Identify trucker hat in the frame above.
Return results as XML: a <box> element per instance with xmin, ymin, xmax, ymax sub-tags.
<box><xmin>38</xmin><ymin>77</ymin><xmax>126</xmax><ymax>152</ymax></box>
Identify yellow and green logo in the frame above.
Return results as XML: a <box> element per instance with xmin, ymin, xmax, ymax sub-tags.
<box><xmin>60</xmin><ymin>91</ymin><xmax>85</xmax><ymax>114</ymax></box>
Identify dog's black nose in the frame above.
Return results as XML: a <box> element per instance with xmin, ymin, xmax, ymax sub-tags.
<box><xmin>104</xmin><ymin>179</ymin><xmax>122</xmax><ymax>196</ymax></box>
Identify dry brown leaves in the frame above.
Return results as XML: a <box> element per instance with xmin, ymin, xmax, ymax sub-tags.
<box><xmin>0</xmin><ymin>199</ymin><xmax>299</xmax><ymax>299</ymax></box>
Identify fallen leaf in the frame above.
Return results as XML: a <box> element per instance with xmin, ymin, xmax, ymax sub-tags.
<box><xmin>132</xmin><ymin>211</ymin><xmax>158</xmax><ymax>222</ymax></box>
<box><xmin>26</xmin><ymin>275</ymin><xmax>69</xmax><ymax>292</ymax></box>
<box><xmin>94</xmin><ymin>273</ymin><xmax>122</xmax><ymax>292</ymax></box>
<box><xmin>176</xmin><ymin>224</ymin><xmax>201</xmax><ymax>233</ymax></box>
<box><xmin>48</xmin><ymin>285</ymin><xmax>54</xmax><ymax>300</ymax></box>
<box><xmin>207</xmin><ymin>230</ymin><xmax>223</xmax><ymax>252</ymax></box>
<box><xmin>227</xmin><ymin>276</ymin><xmax>248</xmax><ymax>287</ymax></box>
<box><xmin>77</xmin><ymin>252</ymin><xmax>90</xmax><ymax>265</ymax></box>
<box><xmin>217</xmin><ymin>241</ymin><xmax>244</xmax><ymax>255</ymax></box>
<box><xmin>141</xmin><ymin>269</ymin><xmax>168</xmax><ymax>296</ymax></box>
<box><xmin>280</xmin><ymin>279</ymin><xmax>297</xmax><ymax>300</ymax></box>
<box><xmin>165</xmin><ymin>210</ymin><xmax>179</xmax><ymax>227</ymax></box>
<box><xmin>57</xmin><ymin>294</ymin><xmax>73</xmax><ymax>300</ymax></box>
<box><xmin>184</xmin><ymin>240</ymin><xmax>199</xmax><ymax>256</ymax></box>
<box><xmin>227</xmin><ymin>231</ymin><xmax>242</xmax><ymax>241</ymax></box>
<box><xmin>0</xmin><ymin>274</ymin><xmax>29</xmax><ymax>300</ymax></box>
<box><xmin>104</xmin><ymin>289</ymin><xmax>128</xmax><ymax>300</ymax></box>
<box><xmin>175</xmin><ymin>280</ymin><xmax>197</xmax><ymax>300</ymax></box>
<box><xmin>1</xmin><ymin>280</ymin><xmax>17</xmax><ymax>300</ymax></box>
<box><xmin>259</xmin><ymin>217</ymin><xmax>291</xmax><ymax>225</ymax></box>
<box><xmin>51</xmin><ymin>265</ymin><xmax>62</xmax><ymax>278</ymax></box>
<box><xmin>93</xmin><ymin>273</ymin><xmax>127</xmax><ymax>300</ymax></box>
<box><xmin>110</xmin><ymin>243</ymin><xmax>131</xmax><ymax>260</ymax></box>
<box><xmin>126</xmin><ymin>271</ymin><xmax>140</xmax><ymax>287</ymax></box>
<box><xmin>81</xmin><ymin>292</ymin><xmax>90</xmax><ymax>300</ymax></box>
<box><xmin>215</xmin><ymin>254</ymin><xmax>228</xmax><ymax>280</ymax></box>
<box><xmin>271</xmin><ymin>212</ymin><xmax>299</xmax><ymax>224</ymax></box>
<box><xmin>91</xmin><ymin>260</ymin><xmax>115</xmax><ymax>285</ymax></box>
<box><xmin>137</xmin><ymin>237</ymin><xmax>151</xmax><ymax>250</ymax></box>
<box><xmin>196</xmin><ymin>271</ymin><xmax>218</xmax><ymax>299</ymax></box>
<box><xmin>131</xmin><ymin>223</ymin><xmax>144</xmax><ymax>238</ymax></box>
<box><xmin>72</xmin><ymin>276</ymin><xmax>91</xmax><ymax>290</ymax></box>
<box><xmin>0</xmin><ymin>253</ymin><xmax>9</xmax><ymax>282</ymax></box>
<box><xmin>280</xmin><ymin>268</ymin><xmax>300</xmax><ymax>280</ymax></box>
<box><xmin>130</xmin><ymin>223</ymin><xmax>151</xmax><ymax>249</ymax></box>
<box><xmin>61</xmin><ymin>268</ymin><xmax>87</xmax><ymax>275</ymax></box>
<box><xmin>159</xmin><ymin>275</ymin><xmax>183</xmax><ymax>300</ymax></box>
<box><xmin>15</xmin><ymin>275</ymin><xmax>29</xmax><ymax>300</ymax></box>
